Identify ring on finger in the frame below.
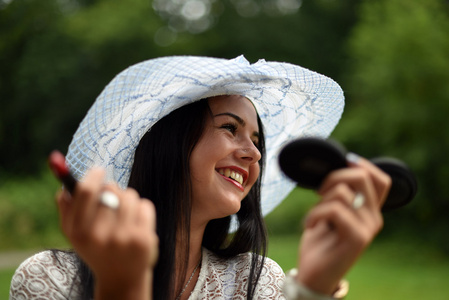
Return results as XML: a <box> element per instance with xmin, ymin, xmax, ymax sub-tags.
<box><xmin>352</xmin><ymin>193</ymin><xmax>365</xmax><ymax>210</ymax></box>
<box><xmin>100</xmin><ymin>191</ymin><xmax>120</xmax><ymax>209</ymax></box>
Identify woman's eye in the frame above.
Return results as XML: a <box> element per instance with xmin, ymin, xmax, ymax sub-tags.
<box><xmin>221</xmin><ymin>123</ymin><xmax>237</xmax><ymax>134</ymax></box>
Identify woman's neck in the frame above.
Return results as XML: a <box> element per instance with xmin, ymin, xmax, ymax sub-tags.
<box><xmin>176</xmin><ymin>219</ymin><xmax>205</xmax><ymax>267</ymax></box>
<box><xmin>173</xmin><ymin>220</ymin><xmax>206</xmax><ymax>299</ymax></box>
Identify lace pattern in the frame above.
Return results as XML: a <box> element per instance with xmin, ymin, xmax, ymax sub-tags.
<box><xmin>10</xmin><ymin>251</ymin><xmax>83</xmax><ymax>299</ymax></box>
<box><xmin>192</xmin><ymin>248</ymin><xmax>286</xmax><ymax>299</ymax></box>
<box><xmin>10</xmin><ymin>248</ymin><xmax>286</xmax><ymax>299</ymax></box>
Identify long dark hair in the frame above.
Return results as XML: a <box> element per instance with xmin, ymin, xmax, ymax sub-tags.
<box><xmin>64</xmin><ymin>98</ymin><xmax>267</xmax><ymax>299</ymax></box>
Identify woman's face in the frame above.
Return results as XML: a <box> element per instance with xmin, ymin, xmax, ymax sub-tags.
<box><xmin>190</xmin><ymin>95</ymin><xmax>262</xmax><ymax>223</ymax></box>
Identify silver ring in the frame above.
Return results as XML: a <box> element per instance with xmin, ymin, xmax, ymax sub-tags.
<box><xmin>352</xmin><ymin>193</ymin><xmax>365</xmax><ymax>210</ymax></box>
<box><xmin>100</xmin><ymin>191</ymin><xmax>120</xmax><ymax>209</ymax></box>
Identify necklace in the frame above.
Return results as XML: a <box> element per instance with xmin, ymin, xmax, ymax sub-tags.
<box><xmin>175</xmin><ymin>259</ymin><xmax>201</xmax><ymax>300</ymax></box>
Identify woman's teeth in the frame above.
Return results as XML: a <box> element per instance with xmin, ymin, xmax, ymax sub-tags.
<box><xmin>218</xmin><ymin>168</ymin><xmax>243</xmax><ymax>185</ymax></box>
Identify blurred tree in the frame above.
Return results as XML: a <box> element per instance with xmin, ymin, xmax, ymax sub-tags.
<box><xmin>152</xmin><ymin>0</ymin><xmax>303</xmax><ymax>34</ymax></box>
<box><xmin>334</xmin><ymin>0</ymin><xmax>449</xmax><ymax>249</ymax></box>
<box><xmin>0</xmin><ymin>0</ymin><xmax>360</xmax><ymax>176</ymax></box>
<box><xmin>0</xmin><ymin>0</ymin><xmax>165</xmax><ymax>174</ymax></box>
<box><xmin>208</xmin><ymin>0</ymin><xmax>360</xmax><ymax>80</ymax></box>
<box><xmin>0</xmin><ymin>0</ymin><xmax>66</xmax><ymax>174</ymax></box>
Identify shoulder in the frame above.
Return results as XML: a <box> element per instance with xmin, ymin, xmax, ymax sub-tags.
<box><xmin>254</xmin><ymin>256</ymin><xmax>286</xmax><ymax>298</ymax></box>
<box><xmin>10</xmin><ymin>250</ymin><xmax>82</xmax><ymax>299</ymax></box>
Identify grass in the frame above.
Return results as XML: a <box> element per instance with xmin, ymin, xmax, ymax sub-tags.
<box><xmin>345</xmin><ymin>238</ymin><xmax>449</xmax><ymax>299</ymax></box>
<box><xmin>267</xmin><ymin>235</ymin><xmax>449</xmax><ymax>300</ymax></box>
<box><xmin>0</xmin><ymin>269</ymin><xmax>14</xmax><ymax>299</ymax></box>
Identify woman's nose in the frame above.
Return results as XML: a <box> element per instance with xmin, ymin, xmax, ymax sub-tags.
<box><xmin>236</xmin><ymin>142</ymin><xmax>261</xmax><ymax>163</ymax></box>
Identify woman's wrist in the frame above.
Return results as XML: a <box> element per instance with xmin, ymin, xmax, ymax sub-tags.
<box><xmin>283</xmin><ymin>269</ymin><xmax>349</xmax><ymax>300</ymax></box>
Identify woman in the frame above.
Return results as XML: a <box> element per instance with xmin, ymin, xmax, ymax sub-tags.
<box><xmin>10</xmin><ymin>55</ymin><xmax>390</xmax><ymax>300</ymax></box>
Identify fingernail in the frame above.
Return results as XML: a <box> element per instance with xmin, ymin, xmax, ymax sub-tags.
<box><xmin>346</xmin><ymin>152</ymin><xmax>361</xmax><ymax>165</ymax></box>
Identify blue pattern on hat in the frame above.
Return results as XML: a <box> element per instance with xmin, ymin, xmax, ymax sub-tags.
<box><xmin>66</xmin><ymin>55</ymin><xmax>344</xmax><ymax>218</ymax></box>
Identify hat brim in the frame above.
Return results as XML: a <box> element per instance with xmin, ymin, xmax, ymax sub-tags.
<box><xmin>67</xmin><ymin>55</ymin><xmax>344</xmax><ymax>218</ymax></box>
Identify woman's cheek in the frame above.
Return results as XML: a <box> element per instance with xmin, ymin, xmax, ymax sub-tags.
<box><xmin>247</xmin><ymin>164</ymin><xmax>260</xmax><ymax>190</ymax></box>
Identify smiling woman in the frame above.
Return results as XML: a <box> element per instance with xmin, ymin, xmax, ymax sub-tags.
<box><xmin>190</xmin><ymin>96</ymin><xmax>262</xmax><ymax>220</ymax></box>
<box><xmin>126</xmin><ymin>95</ymin><xmax>267</xmax><ymax>299</ymax></box>
<box><xmin>10</xmin><ymin>55</ymin><xmax>390</xmax><ymax>300</ymax></box>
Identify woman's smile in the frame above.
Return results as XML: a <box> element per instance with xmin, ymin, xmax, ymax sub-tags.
<box><xmin>216</xmin><ymin>166</ymin><xmax>248</xmax><ymax>191</ymax></box>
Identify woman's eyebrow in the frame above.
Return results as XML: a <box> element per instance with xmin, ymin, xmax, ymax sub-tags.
<box><xmin>214</xmin><ymin>112</ymin><xmax>246</xmax><ymax>126</ymax></box>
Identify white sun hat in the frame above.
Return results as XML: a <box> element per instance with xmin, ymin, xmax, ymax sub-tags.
<box><xmin>66</xmin><ymin>55</ymin><xmax>344</xmax><ymax>217</ymax></box>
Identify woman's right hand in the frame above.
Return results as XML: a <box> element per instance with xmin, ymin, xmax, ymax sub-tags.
<box><xmin>56</xmin><ymin>167</ymin><xmax>159</xmax><ymax>300</ymax></box>
<box><xmin>295</xmin><ymin>156</ymin><xmax>390</xmax><ymax>296</ymax></box>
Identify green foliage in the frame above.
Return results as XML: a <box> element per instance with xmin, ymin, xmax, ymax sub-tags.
<box><xmin>332</xmin><ymin>0</ymin><xmax>449</xmax><ymax>250</ymax></box>
<box><xmin>0</xmin><ymin>0</ymin><xmax>176</xmax><ymax>175</ymax></box>
<box><xmin>204</xmin><ymin>0</ymin><xmax>360</xmax><ymax>80</ymax></box>
<box><xmin>0</xmin><ymin>0</ymin><xmax>359</xmax><ymax>175</ymax></box>
<box><xmin>0</xmin><ymin>170</ymin><xmax>67</xmax><ymax>250</ymax></box>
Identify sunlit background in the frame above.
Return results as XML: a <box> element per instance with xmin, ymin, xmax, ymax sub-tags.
<box><xmin>1</xmin><ymin>0</ymin><xmax>449</xmax><ymax>298</ymax></box>
<box><xmin>153</xmin><ymin>0</ymin><xmax>301</xmax><ymax>33</ymax></box>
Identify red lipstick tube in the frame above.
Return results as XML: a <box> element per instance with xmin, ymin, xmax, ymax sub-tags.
<box><xmin>48</xmin><ymin>150</ymin><xmax>77</xmax><ymax>194</ymax></box>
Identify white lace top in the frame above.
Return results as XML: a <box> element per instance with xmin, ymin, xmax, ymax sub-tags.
<box><xmin>10</xmin><ymin>248</ymin><xmax>286</xmax><ymax>299</ymax></box>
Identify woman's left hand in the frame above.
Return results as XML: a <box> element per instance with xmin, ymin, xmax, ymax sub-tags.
<box><xmin>56</xmin><ymin>168</ymin><xmax>159</xmax><ymax>300</ymax></box>
<box><xmin>296</xmin><ymin>154</ymin><xmax>391</xmax><ymax>295</ymax></box>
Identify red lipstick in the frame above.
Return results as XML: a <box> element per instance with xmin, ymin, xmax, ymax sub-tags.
<box><xmin>48</xmin><ymin>150</ymin><xmax>77</xmax><ymax>194</ymax></box>
<box><xmin>220</xmin><ymin>175</ymin><xmax>244</xmax><ymax>192</ymax></box>
<box><xmin>216</xmin><ymin>166</ymin><xmax>248</xmax><ymax>192</ymax></box>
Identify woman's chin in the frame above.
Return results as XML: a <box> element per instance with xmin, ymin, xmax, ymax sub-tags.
<box><xmin>214</xmin><ymin>201</ymin><xmax>242</xmax><ymax>220</ymax></box>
